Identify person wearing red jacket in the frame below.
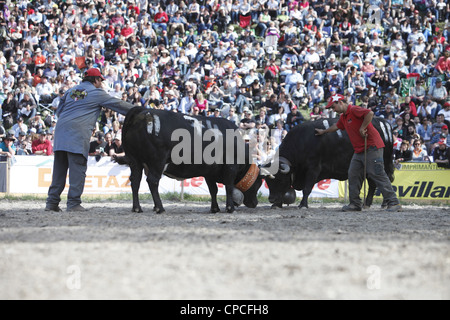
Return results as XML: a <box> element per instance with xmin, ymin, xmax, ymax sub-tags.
<box><xmin>153</xmin><ymin>6</ymin><xmax>169</xmax><ymax>31</ymax></box>
<box><xmin>32</xmin><ymin>130</ymin><xmax>53</xmax><ymax>156</ymax></box>
<box><xmin>105</xmin><ymin>25</ymin><xmax>115</xmax><ymax>45</ymax></box>
<box><xmin>315</xmin><ymin>94</ymin><xmax>402</xmax><ymax>212</ymax></box>
<box><xmin>128</xmin><ymin>2</ymin><xmax>140</xmax><ymax>16</ymax></box>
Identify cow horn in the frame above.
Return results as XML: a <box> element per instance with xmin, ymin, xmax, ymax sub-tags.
<box><xmin>279</xmin><ymin>163</ymin><xmax>290</xmax><ymax>174</ymax></box>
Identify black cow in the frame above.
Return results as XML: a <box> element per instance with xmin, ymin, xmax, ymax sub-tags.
<box><xmin>114</xmin><ymin>107</ymin><xmax>262</xmax><ymax>213</ymax></box>
<box><xmin>263</xmin><ymin>117</ymin><xmax>395</xmax><ymax>209</ymax></box>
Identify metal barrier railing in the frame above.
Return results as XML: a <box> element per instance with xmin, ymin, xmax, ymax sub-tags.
<box><xmin>0</xmin><ymin>158</ymin><xmax>10</xmax><ymax>194</ymax></box>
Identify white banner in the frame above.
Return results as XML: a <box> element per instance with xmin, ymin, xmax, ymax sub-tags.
<box><xmin>8</xmin><ymin>156</ymin><xmax>339</xmax><ymax>198</ymax></box>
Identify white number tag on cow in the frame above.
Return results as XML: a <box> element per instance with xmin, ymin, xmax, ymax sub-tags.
<box><xmin>147</xmin><ymin>114</ymin><xmax>161</xmax><ymax>136</ymax></box>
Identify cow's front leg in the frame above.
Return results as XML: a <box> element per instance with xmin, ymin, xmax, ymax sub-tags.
<box><xmin>298</xmin><ymin>171</ymin><xmax>319</xmax><ymax>209</ymax></box>
<box><xmin>224</xmin><ymin>184</ymin><xmax>235</xmax><ymax>213</ymax></box>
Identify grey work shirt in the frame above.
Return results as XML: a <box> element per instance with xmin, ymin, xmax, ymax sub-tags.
<box><xmin>53</xmin><ymin>81</ymin><xmax>135</xmax><ymax>159</ymax></box>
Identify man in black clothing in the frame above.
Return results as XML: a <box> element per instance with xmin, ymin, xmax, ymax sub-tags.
<box><xmin>433</xmin><ymin>138</ymin><xmax>450</xmax><ymax>168</ymax></box>
<box><xmin>1</xmin><ymin>91</ymin><xmax>19</xmax><ymax>127</ymax></box>
<box><xmin>285</xmin><ymin>105</ymin><xmax>304</xmax><ymax>131</ymax></box>
<box><xmin>89</xmin><ymin>132</ymin><xmax>106</xmax><ymax>159</ymax></box>
<box><xmin>261</xmin><ymin>94</ymin><xmax>280</xmax><ymax>115</ymax></box>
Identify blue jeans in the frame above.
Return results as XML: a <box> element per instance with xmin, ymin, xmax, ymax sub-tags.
<box><xmin>235</xmin><ymin>95</ymin><xmax>250</xmax><ymax>114</ymax></box>
<box><xmin>308</xmin><ymin>97</ymin><xmax>322</xmax><ymax>109</ymax></box>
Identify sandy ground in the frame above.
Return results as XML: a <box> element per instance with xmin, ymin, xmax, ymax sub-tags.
<box><xmin>0</xmin><ymin>198</ymin><xmax>449</xmax><ymax>300</ymax></box>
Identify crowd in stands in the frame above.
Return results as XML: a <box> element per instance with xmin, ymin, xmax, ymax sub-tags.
<box><xmin>0</xmin><ymin>0</ymin><xmax>450</xmax><ymax>167</ymax></box>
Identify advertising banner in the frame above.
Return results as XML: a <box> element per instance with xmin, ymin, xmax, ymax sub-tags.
<box><xmin>338</xmin><ymin>163</ymin><xmax>450</xmax><ymax>200</ymax></box>
<box><xmin>7</xmin><ymin>156</ymin><xmax>340</xmax><ymax>199</ymax></box>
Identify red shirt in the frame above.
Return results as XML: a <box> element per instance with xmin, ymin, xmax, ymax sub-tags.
<box><xmin>128</xmin><ymin>5</ymin><xmax>140</xmax><ymax>15</ymax></box>
<box><xmin>115</xmin><ymin>47</ymin><xmax>128</xmax><ymax>56</ymax></box>
<box><xmin>154</xmin><ymin>12</ymin><xmax>169</xmax><ymax>23</ymax></box>
<box><xmin>336</xmin><ymin>105</ymin><xmax>384</xmax><ymax>153</ymax></box>
<box><xmin>32</xmin><ymin>138</ymin><xmax>53</xmax><ymax>155</ymax></box>
<box><xmin>120</xmin><ymin>26</ymin><xmax>134</xmax><ymax>38</ymax></box>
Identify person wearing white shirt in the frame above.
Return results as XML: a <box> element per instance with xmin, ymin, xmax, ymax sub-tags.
<box><xmin>178</xmin><ymin>93</ymin><xmax>195</xmax><ymax>114</ymax></box>
<box><xmin>11</xmin><ymin>117</ymin><xmax>28</xmax><ymax>139</ymax></box>
<box><xmin>438</xmin><ymin>102</ymin><xmax>450</xmax><ymax>122</ymax></box>
<box><xmin>109</xmin><ymin>83</ymin><xmax>124</xmax><ymax>99</ymax></box>
<box><xmin>407</xmin><ymin>27</ymin><xmax>426</xmax><ymax>47</ymax></box>
<box><xmin>36</xmin><ymin>76</ymin><xmax>55</xmax><ymax>103</ymax></box>
<box><xmin>308</xmin><ymin>79</ymin><xmax>324</xmax><ymax>109</ymax></box>
<box><xmin>244</xmin><ymin>69</ymin><xmax>259</xmax><ymax>86</ymax></box>
<box><xmin>284</xmin><ymin>67</ymin><xmax>304</xmax><ymax>93</ymax></box>
<box><xmin>28</xmin><ymin>9</ymin><xmax>43</xmax><ymax>25</ymax></box>
<box><xmin>304</xmin><ymin>47</ymin><xmax>320</xmax><ymax>65</ymax></box>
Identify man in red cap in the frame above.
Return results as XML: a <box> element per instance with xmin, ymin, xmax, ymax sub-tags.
<box><xmin>433</xmin><ymin>137</ymin><xmax>450</xmax><ymax>168</ymax></box>
<box><xmin>45</xmin><ymin>68</ymin><xmax>135</xmax><ymax>212</ymax></box>
<box><xmin>315</xmin><ymin>94</ymin><xmax>402</xmax><ymax>212</ymax></box>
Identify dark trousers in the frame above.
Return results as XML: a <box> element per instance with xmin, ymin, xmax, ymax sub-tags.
<box><xmin>46</xmin><ymin>151</ymin><xmax>87</xmax><ymax>209</ymax></box>
<box><xmin>348</xmin><ymin>147</ymin><xmax>399</xmax><ymax>208</ymax></box>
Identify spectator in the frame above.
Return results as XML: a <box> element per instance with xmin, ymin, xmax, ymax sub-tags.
<box><xmin>394</xmin><ymin>140</ymin><xmax>413</xmax><ymax>164</ymax></box>
<box><xmin>89</xmin><ymin>132</ymin><xmax>107</xmax><ymax>157</ymax></box>
<box><xmin>411</xmin><ymin>139</ymin><xmax>429</xmax><ymax>162</ymax></box>
<box><xmin>308</xmin><ymin>79</ymin><xmax>324</xmax><ymax>109</ymax></box>
<box><xmin>427</xmin><ymin>78</ymin><xmax>447</xmax><ymax>118</ymax></box>
<box><xmin>32</xmin><ymin>130</ymin><xmax>53</xmax><ymax>156</ymax></box>
<box><xmin>109</xmin><ymin>133</ymin><xmax>125</xmax><ymax>157</ymax></box>
<box><xmin>417</xmin><ymin>117</ymin><xmax>433</xmax><ymax>151</ymax></box>
<box><xmin>438</xmin><ymin>101</ymin><xmax>450</xmax><ymax>122</ymax></box>
<box><xmin>432</xmin><ymin>137</ymin><xmax>450</xmax><ymax>168</ymax></box>
<box><xmin>310</xmin><ymin>105</ymin><xmax>324</xmax><ymax>121</ymax></box>
<box><xmin>0</xmin><ymin>133</ymin><xmax>16</xmax><ymax>160</ymax></box>
<box><xmin>239</xmin><ymin>107</ymin><xmax>256</xmax><ymax>132</ymax></box>
<box><xmin>36</xmin><ymin>76</ymin><xmax>55</xmax><ymax>104</ymax></box>
<box><xmin>18</xmin><ymin>92</ymin><xmax>37</xmax><ymax>122</ymax></box>
<box><xmin>285</xmin><ymin>105</ymin><xmax>304</xmax><ymax>131</ymax></box>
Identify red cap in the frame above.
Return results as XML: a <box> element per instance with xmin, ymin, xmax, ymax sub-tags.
<box><xmin>325</xmin><ymin>94</ymin><xmax>345</xmax><ymax>109</ymax></box>
<box><xmin>442</xmin><ymin>125</ymin><xmax>448</xmax><ymax>130</ymax></box>
<box><xmin>84</xmin><ymin>68</ymin><xmax>105</xmax><ymax>80</ymax></box>
<box><xmin>444</xmin><ymin>102</ymin><xmax>450</xmax><ymax>107</ymax></box>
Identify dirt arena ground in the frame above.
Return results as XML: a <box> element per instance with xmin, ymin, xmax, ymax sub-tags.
<box><xmin>0</xmin><ymin>198</ymin><xmax>449</xmax><ymax>300</ymax></box>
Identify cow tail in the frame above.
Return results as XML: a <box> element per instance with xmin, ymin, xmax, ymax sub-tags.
<box><xmin>381</xmin><ymin>120</ymin><xmax>395</xmax><ymax>182</ymax></box>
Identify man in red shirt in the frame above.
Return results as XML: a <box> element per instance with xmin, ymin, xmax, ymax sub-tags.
<box><xmin>315</xmin><ymin>94</ymin><xmax>402</xmax><ymax>212</ymax></box>
<box><xmin>120</xmin><ymin>21</ymin><xmax>134</xmax><ymax>40</ymax></box>
<box><xmin>32</xmin><ymin>130</ymin><xmax>53</xmax><ymax>156</ymax></box>
<box><xmin>153</xmin><ymin>6</ymin><xmax>169</xmax><ymax>32</ymax></box>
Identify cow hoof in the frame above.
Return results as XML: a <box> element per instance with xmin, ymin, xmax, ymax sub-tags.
<box><xmin>210</xmin><ymin>208</ymin><xmax>220</xmax><ymax>213</ymax></box>
<box><xmin>153</xmin><ymin>207</ymin><xmax>165</xmax><ymax>214</ymax></box>
<box><xmin>298</xmin><ymin>204</ymin><xmax>308</xmax><ymax>209</ymax></box>
<box><xmin>271</xmin><ymin>203</ymin><xmax>282</xmax><ymax>209</ymax></box>
<box><xmin>226</xmin><ymin>206</ymin><xmax>235</xmax><ymax>213</ymax></box>
<box><xmin>132</xmin><ymin>207</ymin><xmax>143</xmax><ymax>213</ymax></box>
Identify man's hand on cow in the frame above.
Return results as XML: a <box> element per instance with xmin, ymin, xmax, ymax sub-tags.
<box><xmin>315</xmin><ymin>128</ymin><xmax>325</xmax><ymax>136</ymax></box>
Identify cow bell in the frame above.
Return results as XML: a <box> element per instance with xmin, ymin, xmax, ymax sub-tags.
<box><xmin>232</xmin><ymin>188</ymin><xmax>244</xmax><ymax>207</ymax></box>
<box><xmin>282</xmin><ymin>189</ymin><xmax>296</xmax><ymax>205</ymax></box>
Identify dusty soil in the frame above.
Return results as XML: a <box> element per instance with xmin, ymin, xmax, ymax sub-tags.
<box><xmin>0</xmin><ymin>199</ymin><xmax>449</xmax><ymax>300</ymax></box>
